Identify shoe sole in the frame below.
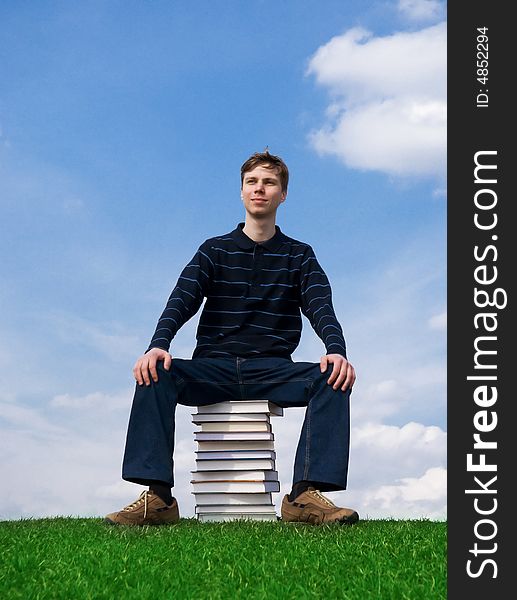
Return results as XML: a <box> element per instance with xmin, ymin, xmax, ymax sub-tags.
<box><xmin>103</xmin><ymin>517</ymin><xmax>179</xmax><ymax>526</ymax></box>
<box><xmin>280</xmin><ymin>511</ymin><xmax>360</xmax><ymax>525</ymax></box>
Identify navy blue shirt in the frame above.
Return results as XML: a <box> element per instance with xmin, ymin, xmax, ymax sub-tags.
<box><xmin>148</xmin><ymin>223</ymin><xmax>347</xmax><ymax>359</ymax></box>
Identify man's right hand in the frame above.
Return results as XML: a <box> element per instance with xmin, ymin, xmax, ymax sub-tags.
<box><xmin>132</xmin><ymin>348</ymin><xmax>172</xmax><ymax>386</ymax></box>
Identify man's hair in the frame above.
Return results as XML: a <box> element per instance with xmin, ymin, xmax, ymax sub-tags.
<box><xmin>240</xmin><ymin>150</ymin><xmax>289</xmax><ymax>192</ymax></box>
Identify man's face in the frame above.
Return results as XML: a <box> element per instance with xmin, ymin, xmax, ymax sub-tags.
<box><xmin>241</xmin><ymin>164</ymin><xmax>287</xmax><ymax>218</ymax></box>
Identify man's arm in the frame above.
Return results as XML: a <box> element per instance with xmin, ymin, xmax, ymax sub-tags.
<box><xmin>133</xmin><ymin>242</ymin><xmax>213</xmax><ymax>385</ymax></box>
<box><xmin>299</xmin><ymin>246</ymin><xmax>356</xmax><ymax>392</ymax></box>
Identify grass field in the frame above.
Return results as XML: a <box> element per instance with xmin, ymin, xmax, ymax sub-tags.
<box><xmin>0</xmin><ymin>517</ymin><xmax>446</xmax><ymax>599</ymax></box>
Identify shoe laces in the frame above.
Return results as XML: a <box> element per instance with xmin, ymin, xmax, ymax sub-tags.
<box><xmin>123</xmin><ymin>491</ymin><xmax>150</xmax><ymax>519</ymax></box>
<box><xmin>308</xmin><ymin>488</ymin><xmax>336</xmax><ymax>507</ymax></box>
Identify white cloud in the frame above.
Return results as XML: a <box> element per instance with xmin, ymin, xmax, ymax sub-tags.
<box><xmin>307</xmin><ymin>25</ymin><xmax>445</xmax><ymax>100</ymax></box>
<box><xmin>392</xmin><ymin>466</ymin><xmax>445</xmax><ymax>502</ymax></box>
<box><xmin>0</xmin><ymin>401</ymin><xmax>64</xmax><ymax>435</ymax></box>
<box><xmin>0</xmin><ymin>392</ymin><xmax>197</xmax><ymax>520</ymax></box>
<box><xmin>398</xmin><ymin>0</ymin><xmax>445</xmax><ymax>23</ymax></box>
<box><xmin>360</xmin><ymin>467</ymin><xmax>446</xmax><ymax>519</ymax></box>
<box><xmin>51</xmin><ymin>388</ymin><xmax>133</xmax><ymax>410</ymax></box>
<box><xmin>306</xmin><ymin>23</ymin><xmax>446</xmax><ymax>178</ymax></box>
<box><xmin>336</xmin><ymin>422</ymin><xmax>446</xmax><ymax>519</ymax></box>
<box><xmin>0</xmin><ymin>426</ymin><xmax>128</xmax><ymax>519</ymax></box>
<box><xmin>344</xmin><ymin>419</ymin><xmax>446</xmax><ymax>500</ymax></box>
<box><xmin>352</xmin><ymin>379</ymin><xmax>408</xmax><ymax>422</ymax></box>
<box><xmin>429</xmin><ymin>311</ymin><xmax>447</xmax><ymax>330</ymax></box>
<box><xmin>350</xmin><ymin>364</ymin><xmax>446</xmax><ymax>426</ymax></box>
<box><xmin>353</xmin><ymin>421</ymin><xmax>445</xmax><ymax>453</ymax></box>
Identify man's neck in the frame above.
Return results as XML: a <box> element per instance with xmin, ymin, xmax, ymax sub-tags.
<box><xmin>242</xmin><ymin>216</ymin><xmax>277</xmax><ymax>243</ymax></box>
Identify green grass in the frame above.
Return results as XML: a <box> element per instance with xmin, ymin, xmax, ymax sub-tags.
<box><xmin>0</xmin><ymin>518</ymin><xmax>446</xmax><ymax>599</ymax></box>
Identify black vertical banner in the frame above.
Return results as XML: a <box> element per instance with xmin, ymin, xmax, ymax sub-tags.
<box><xmin>448</xmin><ymin>1</ymin><xmax>513</xmax><ymax>597</ymax></box>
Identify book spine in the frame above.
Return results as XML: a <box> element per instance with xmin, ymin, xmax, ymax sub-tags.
<box><xmin>194</xmin><ymin>402</ymin><xmax>283</xmax><ymax>416</ymax></box>
<box><xmin>190</xmin><ymin>470</ymin><xmax>279</xmax><ymax>482</ymax></box>
<box><xmin>196</xmin><ymin>423</ymin><xmax>272</xmax><ymax>433</ymax></box>
<box><xmin>191</xmin><ymin>481</ymin><xmax>280</xmax><ymax>493</ymax></box>
<box><xmin>195</xmin><ymin>451</ymin><xmax>276</xmax><ymax>460</ymax></box>
<box><xmin>193</xmin><ymin>432</ymin><xmax>275</xmax><ymax>441</ymax></box>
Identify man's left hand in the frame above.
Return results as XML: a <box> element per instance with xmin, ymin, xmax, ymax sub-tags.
<box><xmin>320</xmin><ymin>354</ymin><xmax>356</xmax><ymax>392</ymax></box>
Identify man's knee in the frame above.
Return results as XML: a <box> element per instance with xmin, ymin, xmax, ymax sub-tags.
<box><xmin>312</xmin><ymin>368</ymin><xmax>350</xmax><ymax>399</ymax></box>
<box><xmin>156</xmin><ymin>359</ymin><xmax>171</xmax><ymax>373</ymax></box>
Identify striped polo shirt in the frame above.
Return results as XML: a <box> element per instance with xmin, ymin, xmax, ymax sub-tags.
<box><xmin>147</xmin><ymin>223</ymin><xmax>347</xmax><ymax>359</ymax></box>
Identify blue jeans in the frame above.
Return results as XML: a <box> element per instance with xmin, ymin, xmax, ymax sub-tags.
<box><xmin>122</xmin><ymin>357</ymin><xmax>351</xmax><ymax>491</ymax></box>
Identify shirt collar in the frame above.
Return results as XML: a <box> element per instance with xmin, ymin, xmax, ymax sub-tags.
<box><xmin>231</xmin><ymin>223</ymin><xmax>288</xmax><ymax>252</ymax></box>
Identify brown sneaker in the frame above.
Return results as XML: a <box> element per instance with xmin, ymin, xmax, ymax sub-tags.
<box><xmin>281</xmin><ymin>487</ymin><xmax>359</xmax><ymax>525</ymax></box>
<box><xmin>105</xmin><ymin>491</ymin><xmax>180</xmax><ymax>526</ymax></box>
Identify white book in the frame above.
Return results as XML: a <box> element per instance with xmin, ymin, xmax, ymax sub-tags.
<box><xmin>195</xmin><ymin>504</ymin><xmax>277</xmax><ymax>514</ymax></box>
<box><xmin>196</xmin><ymin>400</ymin><xmax>283</xmax><ymax>416</ymax></box>
<box><xmin>196</xmin><ymin>440</ymin><xmax>275</xmax><ymax>451</ymax></box>
<box><xmin>194</xmin><ymin>492</ymin><xmax>273</xmax><ymax>505</ymax></box>
<box><xmin>195</xmin><ymin>458</ymin><xmax>275</xmax><ymax>471</ymax></box>
<box><xmin>197</xmin><ymin>512</ymin><xmax>278</xmax><ymax>522</ymax></box>
<box><xmin>191</xmin><ymin>480</ymin><xmax>280</xmax><ymax>493</ymax></box>
<box><xmin>191</xmin><ymin>470</ymin><xmax>279</xmax><ymax>482</ymax></box>
<box><xmin>192</xmin><ymin>413</ymin><xmax>270</xmax><ymax>423</ymax></box>
<box><xmin>197</xmin><ymin>421</ymin><xmax>271</xmax><ymax>433</ymax></box>
<box><xmin>196</xmin><ymin>450</ymin><xmax>276</xmax><ymax>460</ymax></box>
<box><xmin>194</xmin><ymin>432</ymin><xmax>274</xmax><ymax>441</ymax></box>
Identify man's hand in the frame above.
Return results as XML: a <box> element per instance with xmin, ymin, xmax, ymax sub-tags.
<box><xmin>133</xmin><ymin>348</ymin><xmax>172</xmax><ymax>386</ymax></box>
<box><xmin>320</xmin><ymin>354</ymin><xmax>356</xmax><ymax>392</ymax></box>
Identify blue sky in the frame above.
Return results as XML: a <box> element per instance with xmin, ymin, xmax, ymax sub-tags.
<box><xmin>0</xmin><ymin>0</ymin><xmax>446</xmax><ymax>519</ymax></box>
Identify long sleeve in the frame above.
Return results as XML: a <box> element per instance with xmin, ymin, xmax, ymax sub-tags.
<box><xmin>299</xmin><ymin>246</ymin><xmax>347</xmax><ymax>357</ymax></box>
<box><xmin>146</xmin><ymin>242</ymin><xmax>214</xmax><ymax>352</ymax></box>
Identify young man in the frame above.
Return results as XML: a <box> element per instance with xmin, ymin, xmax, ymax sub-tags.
<box><xmin>106</xmin><ymin>151</ymin><xmax>358</xmax><ymax>526</ymax></box>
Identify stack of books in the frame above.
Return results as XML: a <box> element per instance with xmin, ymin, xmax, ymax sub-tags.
<box><xmin>191</xmin><ymin>400</ymin><xmax>283</xmax><ymax>522</ymax></box>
